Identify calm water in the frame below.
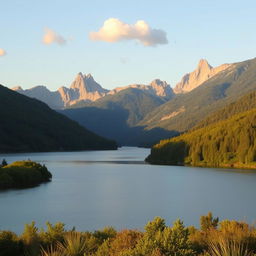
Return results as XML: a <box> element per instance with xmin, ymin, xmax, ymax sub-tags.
<box><xmin>0</xmin><ymin>147</ymin><xmax>256</xmax><ymax>233</ymax></box>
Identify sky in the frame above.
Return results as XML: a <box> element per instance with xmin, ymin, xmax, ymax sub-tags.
<box><xmin>0</xmin><ymin>0</ymin><xmax>256</xmax><ymax>91</ymax></box>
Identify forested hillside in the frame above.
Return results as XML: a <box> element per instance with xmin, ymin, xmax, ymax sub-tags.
<box><xmin>194</xmin><ymin>90</ymin><xmax>256</xmax><ymax>129</ymax></box>
<box><xmin>0</xmin><ymin>85</ymin><xmax>117</xmax><ymax>152</ymax></box>
<box><xmin>146</xmin><ymin>108</ymin><xmax>256</xmax><ymax>168</ymax></box>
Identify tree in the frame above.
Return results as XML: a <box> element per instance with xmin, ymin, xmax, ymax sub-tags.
<box><xmin>200</xmin><ymin>212</ymin><xmax>219</xmax><ymax>231</ymax></box>
<box><xmin>1</xmin><ymin>159</ymin><xmax>7</xmax><ymax>167</ymax></box>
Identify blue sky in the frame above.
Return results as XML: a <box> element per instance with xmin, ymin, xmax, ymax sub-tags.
<box><xmin>1</xmin><ymin>0</ymin><xmax>255</xmax><ymax>90</ymax></box>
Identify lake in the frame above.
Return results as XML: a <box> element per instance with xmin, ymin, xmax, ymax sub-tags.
<box><xmin>0</xmin><ymin>147</ymin><xmax>256</xmax><ymax>233</ymax></box>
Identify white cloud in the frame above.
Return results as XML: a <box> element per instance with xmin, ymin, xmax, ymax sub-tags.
<box><xmin>43</xmin><ymin>28</ymin><xmax>66</xmax><ymax>45</ymax></box>
<box><xmin>89</xmin><ymin>18</ymin><xmax>168</xmax><ymax>47</ymax></box>
<box><xmin>0</xmin><ymin>48</ymin><xmax>6</xmax><ymax>56</ymax></box>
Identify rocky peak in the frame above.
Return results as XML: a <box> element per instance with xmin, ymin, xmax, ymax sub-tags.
<box><xmin>198</xmin><ymin>59</ymin><xmax>212</xmax><ymax>69</ymax></box>
<box><xmin>70</xmin><ymin>72</ymin><xmax>108</xmax><ymax>93</ymax></box>
<box><xmin>150</xmin><ymin>79</ymin><xmax>168</xmax><ymax>88</ymax></box>
<box><xmin>174</xmin><ymin>59</ymin><xmax>231</xmax><ymax>94</ymax></box>
<box><xmin>12</xmin><ymin>86</ymin><xmax>23</xmax><ymax>91</ymax></box>
<box><xmin>86</xmin><ymin>73</ymin><xmax>93</xmax><ymax>79</ymax></box>
<box><xmin>149</xmin><ymin>79</ymin><xmax>173</xmax><ymax>98</ymax></box>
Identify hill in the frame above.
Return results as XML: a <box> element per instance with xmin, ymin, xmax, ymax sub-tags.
<box><xmin>140</xmin><ymin>57</ymin><xmax>256</xmax><ymax>133</ymax></box>
<box><xmin>194</xmin><ymin>90</ymin><xmax>256</xmax><ymax>130</ymax></box>
<box><xmin>0</xmin><ymin>85</ymin><xmax>117</xmax><ymax>152</ymax></box>
<box><xmin>61</xmin><ymin>88</ymin><xmax>178</xmax><ymax>146</ymax></box>
<box><xmin>146</xmin><ymin>107</ymin><xmax>256</xmax><ymax>168</ymax></box>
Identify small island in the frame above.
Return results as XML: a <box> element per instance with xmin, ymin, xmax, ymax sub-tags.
<box><xmin>0</xmin><ymin>160</ymin><xmax>52</xmax><ymax>190</ymax></box>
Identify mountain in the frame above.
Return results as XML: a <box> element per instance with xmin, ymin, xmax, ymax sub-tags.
<box><xmin>13</xmin><ymin>73</ymin><xmax>109</xmax><ymax>109</ymax></box>
<box><xmin>13</xmin><ymin>74</ymin><xmax>173</xmax><ymax>109</ymax></box>
<box><xmin>13</xmin><ymin>85</ymin><xmax>64</xmax><ymax>109</ymax></box>
<box><xmin>146</xmin><ymin>107</ymin><xmax>256</xmax><ymax>168</ymax></box>
<box><xmin>140</xmin><ymin>57</ymin><xmax>256</xmax><ymax>133</ymax></box>
<box><xmin>173</xmin><ymin>59</ymin><xmax>231</xmax><ymax>93</ymax></box>
<box><xmin>61</xmin><ymin>87</ymin><xmax>177</xmax><ymax>146</ymax></box>
<box><xmin>65</xmin><ymin>72</ymin><xmax>109</xmax><ymax>103</ymax></box>
<box><xmin>108</xmin><ymin>79</ymin><xmax>174</xmax><ymax>99</ymax></box>
<box><xmin>0</xmin><ymin>85</ymin><xmax>117</xmax><ymax>152</ymax></box>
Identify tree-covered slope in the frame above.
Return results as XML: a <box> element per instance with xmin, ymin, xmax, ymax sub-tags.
<box><xmin>146</xmin><ymin>108</ymin><xmax>256</xmax><ymax>168</ymax></box>
<box><xmin>140</xmin><ymin>57</ymin><xmax>256</xmax><ymax>132</ymax></box>
<box><xmin>194</xmin><ymin>90</ymin><xmax>256</xmax><ymax>130</ymax></box>
<box><xmin>62</xmin><ymin>88</ymin><xmax>177</xmax><ymax>146</ymax></box>
<box><xmin>0</xmin><ymin>85</ymin><xmax>117</xmax><ymax>152</ymax></box>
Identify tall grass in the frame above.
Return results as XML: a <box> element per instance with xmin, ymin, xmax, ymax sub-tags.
<box><xmin>206</xmin><ymin>237</ymin><xmax>253</xmax><ymax>256</ymax></box>
<box><xmin>40</xmin><ymin>232</ymin><xmax>87</xmax><ymax>256</ymax></box>
<box><xmin>40</xmin><ymin>245</ymin><xmax>63</xmax><ymax>256</ymax></box>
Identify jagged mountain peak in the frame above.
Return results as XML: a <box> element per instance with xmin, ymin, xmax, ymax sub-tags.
<box><xmin>86</xmin><ymin>73</ymin><xmax>93</xmax><ymax>79</ymax></box>
<box><xmin>70</xmin><ymin>72</ymin><xmax>105</xmax><ymax>92</ymax></box>
<box><xmin>148</xmin><ymin>79</ymin><xmax>173</xmax><ymax>98</ymax></box>
<box><xmin>174</xmin><ymin>59</ymin><xmax>231</xmax><ymax>94</ymax></box>
<box><xmin>150</xmin><ymin>79</ymin><xmax>169</xmax><ymax>87</ymax></box>
<box><xmin>198</xmin><ymin>59</ymin><xmax>212</xmax><ymax>69</ymax></box>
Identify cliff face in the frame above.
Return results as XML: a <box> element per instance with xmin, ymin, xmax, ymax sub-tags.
<box><xmin>174</xmin><ymin>59</ymin><xmax>231</xmax><ymax>94</ymax></box>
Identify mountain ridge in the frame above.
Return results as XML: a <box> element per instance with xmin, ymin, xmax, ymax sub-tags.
<box><xmin>13</xmin><ymin>74</ymin><xmax>174</xmax><ymax>109</ymax></box>
<box><xmin>139</xmin><ymin>57</ymin><xmax>256</xmax><ymax>133</ymax></box>
<box><xmin>173</xmin><ymin>59</ymin><xmax>232</xmax><ymax>93</ymax></box>
<box><xmin>0</xmin><ymin>84</ymin><xmax>117</xmax><ymax>152</ymax></box>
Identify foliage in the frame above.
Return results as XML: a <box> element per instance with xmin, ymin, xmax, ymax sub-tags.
<box><xmin>200</xmin><ymin>212</ymin><xmax>219</xmax><ymax>231</ymax></box>
<box><xmin>21</xmin><ymin>221</ymin><xmax>41</xmax><ymax>256</ymax></box>
<box><xmin>40</xmin><ymin>222</ymin><xmax>65</xmax><ymax>247</ymax></box>
<box><xmin>0</xmin><ymin>161</ymin><xmax>52</xmax><ymax>190</ymax></box>
<box><xmin>0</xmin><ymin>231</ymin><xmax>22</xmax><ymax>256</ymax></box>
<box><xmin>0</xmin><ymin>84</ymin><xmax>117</xmax><ymax>153</ymax></box>
<box><xmin>57</xmin><ymin>232</ymin><xmax>87</xmax><ymax>256</ymax></box>
<box><xmin>146</xmin><ymin>108</ymin><xmax>256</xmax><ymax>168</ymax></box>
<box><xmin>206</xmin><ymin>237</ymin><xmax>253</xmax><ymax>256</ymax></box>
<box><xmin>2</xmin><ymin>215</ymin><xmax>256</xmax><ymax>256</ymax></box>
<box><xmin>1</xmin><ymin>159</ymin><xmax>7</xmax><ymax>167</ymax></box>
<box><xmin>194</xmin><ymin>90</ymin><xmax>256</xmax><ymax>130</ymax></box>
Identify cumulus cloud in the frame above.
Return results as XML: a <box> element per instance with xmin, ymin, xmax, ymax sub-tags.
<box><xmin>89</xmin><ymin>18</ymin><xmax>168</xmax><ymax>47</ymax></box>
<box><xmin>43</xmin><ymin>28</ymin><xmax>66</xmax><ymax>45</ymax></box>
<box><xmin>0</xmin><ymin>48</ymin><xmax>6</xmax><ymax>56</ymax></box>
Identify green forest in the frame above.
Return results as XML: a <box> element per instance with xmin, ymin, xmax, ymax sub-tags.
<box><xmin>0</xmin><ymin>160</ymin><xmax>52</xmax><ymax>189</ymax></box>
<box><xmin>146</xmin><ymin>107</ymin><xmax>256</xmax><ymax>168</ymax></box>
<box><xmin>1</xmin><ymin>213</ymin><xmax>256</xmax><ymax>256</ymax></box>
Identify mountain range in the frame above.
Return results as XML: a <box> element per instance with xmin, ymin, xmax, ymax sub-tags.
<box><xmin>140</xmin><ymin>57</ymin><xmax>256</xmax><ymax>132</ymax></box>
<box><xmin>11</xmin><ymin>57</ymin><xmax>256</xmax><ymax>146</ymax></box>
<box><xmin>13</xmin><ymin>74</ymin><xmax>174</xmax><ymax>109</ymax></box>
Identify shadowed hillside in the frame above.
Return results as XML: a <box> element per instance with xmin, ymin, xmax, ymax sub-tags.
<box><xmin>0</xmin><ymin>85</ymin><xmax>117</xmax><ymax>152</ymax></box>
<box><xmin>62</xmin><ymin>88</ymin><xmax>178</xmax><ymax>146</ymax></box>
